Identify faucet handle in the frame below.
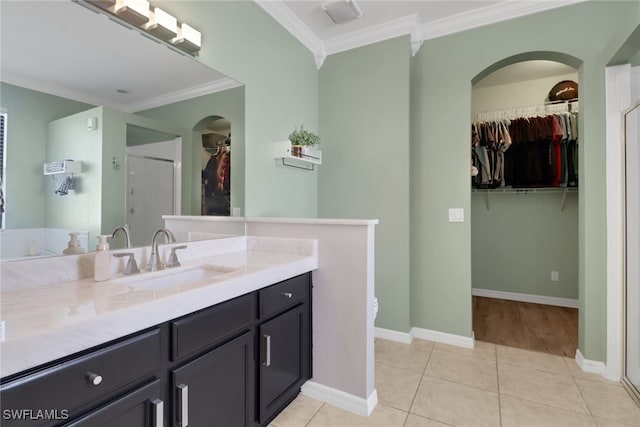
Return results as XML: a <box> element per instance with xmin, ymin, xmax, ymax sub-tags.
<box><xmin>113</xmin><ymin>252</ymin><xmax>140</xmax><ymax>275</ymax></box>
<box><xmin>166</xmin><ymin>245</ymin><xmax>187</xmax><ymax>268</ymax></box>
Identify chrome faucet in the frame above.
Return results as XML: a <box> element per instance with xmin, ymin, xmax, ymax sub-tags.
<box><xmin>147</xmin><ymin>228</ymin><xmax>176</xmax><ymax>272</ymax></box>
<box><xmin>111</xmin><ymin>225</ymin><xmax>132</xmax><ymax>249</ymax></box>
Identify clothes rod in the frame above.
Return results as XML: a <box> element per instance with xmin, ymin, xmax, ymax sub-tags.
<box><xmin>473</xmin><ymin>100</ymin><xmax>579</xmax><ymax>122</ymax></box>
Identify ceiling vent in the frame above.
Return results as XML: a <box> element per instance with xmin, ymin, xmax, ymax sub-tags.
<box><xmin>322</xmin><ymin>0</ymin><xmax>363</xmax><ymax>24</ymax></box>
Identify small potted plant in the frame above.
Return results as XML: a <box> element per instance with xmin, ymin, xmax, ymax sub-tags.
<box><xmin>289</xmin><ymin>126</ymin><xmax>320</xmax><ymax>158</ymax></box>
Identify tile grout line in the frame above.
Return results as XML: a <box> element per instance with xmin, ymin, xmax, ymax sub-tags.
<box><xmin>495</xmin><ymin>345</ymin><xmax>503</xmax><ymax>427</ymax></box>
<box><xmin>304</xmin><ymin>401</ymin><xmax>326</xmax><ymax>427</ymax></box>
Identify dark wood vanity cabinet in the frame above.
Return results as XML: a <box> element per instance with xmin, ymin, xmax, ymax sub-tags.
<box><xmin>0</xmin><ymin>329</ymin><xmax>163</xmax><ymax>427</ymax></box>
<box><xmin>257</xmin><ymin>274</ymin><xmax>311</xmax><ymax>426</ymax></box>
<box><xmin>0</xmin><ymin>272</ymin><xmax>312</xmax><ymax>427</ymax></box>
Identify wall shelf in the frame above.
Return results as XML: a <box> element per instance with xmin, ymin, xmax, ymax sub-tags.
<box><xmin>472</xmin><ymin>187</ymin><xmax>578</xmax><ymax>212</ymax></box>
<box><xmin>272</xmin><ymin>140</ymin><xmax>322</xmax><ymax>171</ymax></box>
<box><xmin>43</xmin><ymin>160</ymin><xmax>81</xmax><ymax>175</ymax></box>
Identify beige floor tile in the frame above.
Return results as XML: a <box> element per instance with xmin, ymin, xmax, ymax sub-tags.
<box><xmin>270</xmin><ymin>394</ymin><xmax>324</xmax><ymax>427</ymax></box>
<box><xmin>411</xmin><ymin>376</ymin><xmax>500</xmax><ymax>427</ymax></box>
<box><xmin>500</xmin><ymin>394</ymin><xmax>597</xmax><ymax>427</ymax></box>
<box><xmin>434</xmin><ymin>340</ymin><xmax>496</xmax><ymax>361</ymax></box>
<box><xmin>375</xmin><ymin>339</ymin><xmax>432</xmax><ymax>373</ymax></box>
<box><xmin>375</xmin><ymin>363</ymin><xmax>422</xmax><ymax>411</ymax></box>
<box><xmin>404</xmin><ymin>413</ymin><xmax>451</xmax><ymax>427</ymax></box>
<box><xmin>575</xmin><ymin>378</ymin><xmax>640</xmax><ymax>426</ymax></box>
<box><xmin>594</xmin><ymin>417</ymin><xmax>640</xmax><ymax>427</ymax></box>
<box><xmin>425</xmin><ymin>349</ymin><xmax>498</xmax><ymax>391</ymax></box>
<box><xmin>412</xmin><ymin>338</ymin><xmax>436</xmax><ymax>349</ymax></box>
<box><xmin>307</xmin><ymin>403</ymin><xmax>407</xmax><ymax>427</ymax></box>
<box><xmin>497</xmin><ymin>344</ymin><xmax>569</xmax><ymax>374</ymax></box>
<box><xmin>498</xmin><ymin>362</ymin><xmax>589</xmax><ymax>414</ymax></box>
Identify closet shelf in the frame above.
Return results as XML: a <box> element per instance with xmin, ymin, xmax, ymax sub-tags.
<box><xmin>472</xmin><ymin>187</ymin><xmax>578</xmax><ymax>212</ymax></box>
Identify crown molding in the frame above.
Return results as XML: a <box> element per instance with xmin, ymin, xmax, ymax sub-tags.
<box><xmin>422</xmin><ymin>0</ymin><xmax>589</xmax><ymax>40</ymax></box>
<box><xmin>323</xmin><ymin>14</ymin><xmax>421</xmax><ymax>56</ymax></box>
<box><xmin>256</xmin><ymin>0</ymin><xmax>590</xmax><ymax>65</ymax></box>
<box><xmin>254</xmin><ymin>0</ymin><xmax>326</xmax><ymax>68</ymax></box>
<box><xmin>129</xmin><ymin>78</ymin><xmax>243</xmax><ymax>113</ymax></box>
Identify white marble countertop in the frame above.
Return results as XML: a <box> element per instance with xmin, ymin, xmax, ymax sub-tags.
<box><xmin>0</xmin><ymin>236</ymin><xmax>318</xmax><ymax>378</ymax></box>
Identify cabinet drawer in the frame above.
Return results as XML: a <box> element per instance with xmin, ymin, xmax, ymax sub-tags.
<box><xmin>171</xmin><ymin>293</ymin><xmax>255</xmax><ymax>361</ymax></box>
<box><xmin>0</xmin><ymin>329</ymin><xmax>161</xmax><ymax>427</ymax></box>
<box><xmin>259</xmin><ymin>274</ymin><xmax>309</xmax><ymax>320</ymax></box>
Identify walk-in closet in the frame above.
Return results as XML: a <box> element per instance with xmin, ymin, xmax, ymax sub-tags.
<box><xmin>471</xmin><ymin>60</ymin><xmax>580</xmax><ymax>357</ymax></box>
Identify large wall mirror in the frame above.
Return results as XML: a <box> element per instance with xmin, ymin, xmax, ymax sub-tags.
<box><xmin>0</xmin><ymin>1</ymin><xmax>245</xmax><ymax>261</ymax></box>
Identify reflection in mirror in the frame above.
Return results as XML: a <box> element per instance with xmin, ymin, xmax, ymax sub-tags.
<box><xmin>0</xmin><ymin>1</ymin><xmax>245</xmax><ymax>262</ymax></box>
<box><xmin>125</xmin><ymin>125</ymin><xmax>182</xmax><ymax>248</ymax></box>
<box><xmin>199</xmin><ymin>117</ymin><xmax>232</xmax><ymax>216</ymax></box>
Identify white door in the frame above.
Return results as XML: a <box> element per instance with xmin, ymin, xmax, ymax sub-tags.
<box><xmin>126</xmin><ymin>155</ymin><xmax>174</xmax><ymax>247</ymax></box>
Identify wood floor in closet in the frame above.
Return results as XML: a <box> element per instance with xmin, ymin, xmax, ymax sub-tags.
<box><xmin>472</xmin><ymin>296</ymin><xmax>578</xmax><ymax>358</ymax></box>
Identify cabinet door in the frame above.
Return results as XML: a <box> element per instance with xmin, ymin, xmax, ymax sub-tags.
<box><xmin>172</xmin><ymin>332</ymin><xmax>254</xmax><ymax>427</ymax></box>
<box><xmin>63</xmin><ymin>379</ymin><xmax>163</xmax><ymax>427</ymax></box>
<box><xmin>258</xmin><ymin>305</ymin><xmax>309</xmax><ymax>424</ymax></box>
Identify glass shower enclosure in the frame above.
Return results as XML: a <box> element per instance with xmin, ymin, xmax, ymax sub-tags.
<box><xmin>624</xmin><ymin>101</ymin><xmax>640</xmax><ymax>404</ymax></box>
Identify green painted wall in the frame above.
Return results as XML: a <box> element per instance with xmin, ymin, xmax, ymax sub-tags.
<box><xmin>318</xmin><ymin>36</ymin><xmax>412</xmax><ymax>333</ymax></box>
<box><xmin>138</xmin><ymin>86</ymin><xmax>245</xmax><ymax>217</ymax></box>
<box><xmin>0</xmin><ymin>83</ymin><xmax>94</xmax><ymax>229</ymax></box>
<box><xmin>411</xmin><ymin>1</ymin><xmax>639</xmax><ymax>360</ymax></box>
<box><xmin>159</xmin><ymin>1</ymin><xmax>319</xmax><ymax>217</ymax></box>
<box><xmin>471</xmin><ymin>192</ymin><xmax>579</xmax><ymax>299</ymax></box>
<box><xmin>46</xmin><ymin>107</ymin><xmax>104</xmax><ymax>241</ymax></box>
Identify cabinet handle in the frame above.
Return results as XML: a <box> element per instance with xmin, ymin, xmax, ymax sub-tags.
<box><xmin>262</xmin><ymin>334</ymin><xmax>271</xmax><ymax>367</ymax></box>
<box><xmin>150</xmin><ymin>399</ymin><xmax>163</xmax><ymax>427</ymax></box>
<box><xmin>281</xmin><ymin>292</ymin><xmax>293</xmax><ymax>298</ymax></box>
<box><xmin>86</xmin><ymin>372</ymin><xmax>102</xmax><ymax>386</ymax></box>
<box><xmin>177</xmin><ymin>384</ymin><xmax>189</xmax><ymax>427</ymax></box>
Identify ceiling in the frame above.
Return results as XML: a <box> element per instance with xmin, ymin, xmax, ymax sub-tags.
<box><xmin>0</xmin><ymin>1</ymin><xmax>585</xmax><ymax>111</ymax></box>
<box><xmin>257</xmin><ymin>0</ymin><xmax>588</xmax><ymax>67</ymax></box>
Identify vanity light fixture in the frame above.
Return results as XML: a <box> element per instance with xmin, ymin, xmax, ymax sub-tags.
<box><xmin>77</xmin><ymin>0</ymin><xmax>201</xmax><ymax>56</ymax></box>
<box><xmin>173</xmin><ymin>23</ymin><xmax>201</xmax><ymax>53</ymax></box>
<box><xmin>146</xmin><ymin>7</ymin><xmax>177</xmax><ymax>40</ymax></box>
<box><xmin>322</xmin><ymin>0</ymin><xmax>363</xmax><ymax>24</ymax></box>
<box><xmin>114</xmin><ymin>0</ymin><xmax>150</xmax><ymax>26</ymax></box>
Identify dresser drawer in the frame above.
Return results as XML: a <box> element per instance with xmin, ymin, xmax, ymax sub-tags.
<box><xmin>171</xmin><ymin>292</ymin><xmax>255</xmax><ymax>361</ymax></box>
<box><xmin>0</xmin><ymin>329</ymin><xmax>161</xmax><ymax>427</ymax></box>
<box><xmin>259</xmin><ymin>274</ymin><xmax>310</xmax><ymax>320</ymax></box>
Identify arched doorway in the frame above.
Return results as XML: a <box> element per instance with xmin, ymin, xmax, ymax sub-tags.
<box><xmin>194</xmin><ymin>116</ymin><xmax>231</xmax><ymax>216</ymax></box>
<box><xmin>470</xmin><ymin>54</ymin><xmax>582</xmax><ymax>357</ymax></box>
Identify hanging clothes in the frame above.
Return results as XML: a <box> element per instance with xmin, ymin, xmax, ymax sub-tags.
<box><xmin>472</xmin><ymin>109</ymin><xmax>578</xmax><ymax>189</ymax></box>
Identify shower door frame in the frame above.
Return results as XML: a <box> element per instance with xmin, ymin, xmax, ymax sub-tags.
<box><xmin>623</xmin><ymin>100</ymin><xmax>640</xmax><ymax>405</ymax></box>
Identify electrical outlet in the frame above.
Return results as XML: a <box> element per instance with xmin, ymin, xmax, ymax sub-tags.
<box><xmin>551</xmin><ymin>271</ymin><xmax>559</xmax><ymax>282</ymax></box>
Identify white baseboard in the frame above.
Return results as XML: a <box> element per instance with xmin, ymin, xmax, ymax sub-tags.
<box><xmin>301</xmin><ymin>381</ymin><xmax>378</xmax><ymax>416</ymax></box>
<box><xmin>575</xmin><ymin>349</ymin><xmax>606</xmax><ymax>376</ymax></box>
<box><xmin>411</xmin><ymin>327</ymin><xmax>475</xmax><ymax>349</ymax></box>
<box><xmin>374</xmin><ymin>326</ymin><xmax>474</xmax><ymax>349</ymax></box>
<box><xmin>472</xmin><ymin>288</ymin><xmax>579</xmax><ymax>308</ymax></box>
<box><xmin>374</xmin><ymin>327</ymin><xmax>412</xmax><ymax>344</ymax></box>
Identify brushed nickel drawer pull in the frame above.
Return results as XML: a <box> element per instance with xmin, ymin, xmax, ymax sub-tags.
<box><xmin>177</xmin><ymin>383</ymin><xmax>189</xmax><ymax>426</ymax></box>
<box><xmin>262</xmin><ymin>334</ymin><xmax>271</xmax><ymax>367</ymax></box>
<box><xmin>281</xmin><ymin>292</ymin><xmax>293</xmax><ymax>298</ymax></box>
<box><xmin>150</xmin><ymin>399</ymin><xmax>163</xmax><ymax>427</ymax></box>
<box><xmin>86</xmin><ymin>372</ymin><xmax>102</xmax><ymax>386</ymax></box>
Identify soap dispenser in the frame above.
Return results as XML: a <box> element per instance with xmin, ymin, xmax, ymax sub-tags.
<box><xmin>94</xmin><ymin>235</ymin><xmax>111</xmax><ymax>281</ymax></box>
<box><xmin>63</xmin><ymin>232</ymin><xmax>86</xmax><ymax>255</ymax></box>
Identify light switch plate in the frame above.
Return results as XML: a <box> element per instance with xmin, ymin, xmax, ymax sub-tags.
<box><xmin>448</xmin><ymin>208</ymin><xmax>464</xmax><ymax>223</ymax></box>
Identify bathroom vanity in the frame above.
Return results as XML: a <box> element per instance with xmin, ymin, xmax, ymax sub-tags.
<box><xmin>0</xmin><ymin>236</ymin><xmax>316</xmax><ymax>427</ymax></box>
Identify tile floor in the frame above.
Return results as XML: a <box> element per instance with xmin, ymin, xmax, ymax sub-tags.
<box><xmin>269</xmin><ymin>338</ymin><xmax>640</xmax><ymax>427</ymax></box>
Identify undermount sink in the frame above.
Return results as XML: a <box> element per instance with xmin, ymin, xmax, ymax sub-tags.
<box><xmin>115</xmin><ymin>264</ymin><xmax>235</xmax><ymax>291</ymax></box>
